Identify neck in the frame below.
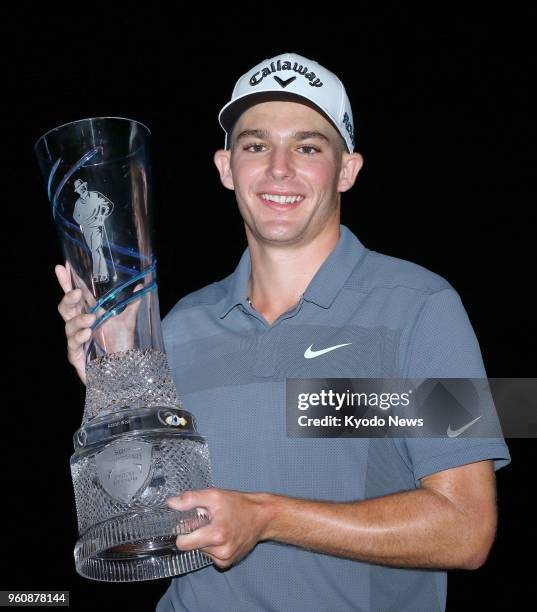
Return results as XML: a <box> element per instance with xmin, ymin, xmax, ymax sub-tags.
<box><xmin>246</xmin><ymin>223</ymin><xmax>340</xmax><ymax>324</ymax></box>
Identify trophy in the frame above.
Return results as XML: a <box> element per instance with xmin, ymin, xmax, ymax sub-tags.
<box><xmin>34</xmin><ymin>117</ymin><xmax>214</xmax><ymax>582</ymax></box>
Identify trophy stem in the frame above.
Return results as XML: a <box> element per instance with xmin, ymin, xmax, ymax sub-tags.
<box><xmin>83</xmin><ymin>349</ymin><xmax>182</xmax><ymax>423</ymax></box>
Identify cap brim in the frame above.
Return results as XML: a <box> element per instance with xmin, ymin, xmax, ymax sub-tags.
<box><xmin>219</xmin><ymin>91</ymin><xmax>349</xmax><ymax>152</ymax></box>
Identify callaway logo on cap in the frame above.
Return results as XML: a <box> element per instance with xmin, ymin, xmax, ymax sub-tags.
<box><xmin>218</xmin><ymin>52</ymin><xmax>356</xmax><ymax>153</ymax></box>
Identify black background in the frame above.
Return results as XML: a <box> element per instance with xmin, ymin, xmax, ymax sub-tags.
<box><xmin>5</xmin><ymin>5</ymin><xmax>535</xmax><ymax>611</ymax></box>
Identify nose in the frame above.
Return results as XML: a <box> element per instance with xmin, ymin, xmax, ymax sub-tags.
<box><xmin>266</xmin><ymin>145</ymin><xmax>295</xmax><ymax>181</ymax></box>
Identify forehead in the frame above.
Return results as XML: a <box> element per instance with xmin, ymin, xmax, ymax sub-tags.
<box><xmin>233</xmin><ymin>100</ymin><xmax>340</xmax><ymax>140</ymax></box>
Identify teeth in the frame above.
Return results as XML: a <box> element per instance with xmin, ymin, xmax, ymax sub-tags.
<box><xmin>261</xmin><ymin>194</ymin><xmax>304</xmax><ymax>204</ymax></box>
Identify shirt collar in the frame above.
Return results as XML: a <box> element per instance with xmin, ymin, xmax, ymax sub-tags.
<box><xmin>218</xmin><ymin>224</ymin><xmax>367</xmax><ymax>318</ymax></box>
<box><xmin>218</xmin><ymin>246</ymin><xmax>252</xmax><ymax>318</ymax></box>
<box><xmin>302</xmin><ymin>224</ymin><xmax>367</xmax><ymax>308</ymax></box>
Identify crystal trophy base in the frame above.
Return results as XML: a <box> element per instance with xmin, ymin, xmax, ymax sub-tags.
<box><xmin>74</xmin><ymin>506</ymin><xmax>212</xmax><ymax>582</ymax></box>
<box><xmin>70</xmin><ymin>350</ymin><xmax>214</xmax><ymax>582</ymax></box>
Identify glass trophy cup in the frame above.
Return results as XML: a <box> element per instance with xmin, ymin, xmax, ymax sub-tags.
<box><xmin>34</xmin><ymin>117</ymin><xmax>214</xmax><ymax>582</ymax></box>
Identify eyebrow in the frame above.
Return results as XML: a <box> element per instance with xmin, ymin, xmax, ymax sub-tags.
<box><xmin>235</xmin><ymin>129</ymin><xmax>330</xmax><ymax>144</ymax></box>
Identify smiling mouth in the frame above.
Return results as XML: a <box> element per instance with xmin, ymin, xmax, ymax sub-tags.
<box><xmin>258</xmin><ymin>193</ymin><xmax>305</xmax><ymax>205</ymax></box>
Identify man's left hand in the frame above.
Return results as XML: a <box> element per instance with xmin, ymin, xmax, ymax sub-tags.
<box><xmin>166</xmin><ymin>488</ymin><xmax>271</xmax><ymax>569</ymax></box>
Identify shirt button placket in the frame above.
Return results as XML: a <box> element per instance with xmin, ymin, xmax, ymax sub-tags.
<box><xmin>252</xmin><ymin>327</ymin><xmax>280</xmax><ymax>377</ymax></box>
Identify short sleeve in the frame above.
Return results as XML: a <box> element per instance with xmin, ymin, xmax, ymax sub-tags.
<box><xmin>402</xmin><ymin>288</ymin><xmax>488</xmax><ymax>379</ymax></box>
<box><xmin>397</xmin><ymin>288</ymin><xmax>511</xmax><ymax>484</ymax></box>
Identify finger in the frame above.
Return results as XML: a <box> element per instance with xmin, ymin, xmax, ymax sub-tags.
<box><xmin>203</xmin><ymin>552</ymin><xmax>233</xmax><ymax>569</ymax></box>
<box><xmin>58</xmin><ymin>290</ymin><xmax>84</xmax><ymax>321</ymax></box>
<box><xmin>55</xmin><ymin>264</ymin><xmax>72</xmax><ymax>294</ymax></box>
<box><xmin>199</xmin><ymin>550</ymin><xmax>217</xmax><ymax>564</ymax></box>
<box><xmin>198</xmin><ymin>548</ymin><xmax>229</xmax><ymax>568</ymax></box>
<box><xmin>67</xmin><ymin>327</ymin><xmax>92</xmax><ymax>353</ymax></box>
<box><xmin>67</xmin><ymin>267</ymin><xmax>97</xmax><ymax>310</ymax></box>
<box><xmin>65</xmin><ymin>313</ymin><xmax>96</xmax><ymax>339</ymax></box>
<box><xmin>58</xmin><ymin>289</ymin><xmax>84</xmax><ymax>321</ymax></box>
<box><xmin>167</xmin><ymin>490</ymin><xmax>214</xmax><ymax>513</ymax></box>
<box><xmin>174</xmin><ymin>523</ymin><xmax>215</xmax><ymax>552</ymax></box>
<box><xmin>187</xmin><ymin>543</ymin><xmax>232</xmax><ymax>569</ymax></box>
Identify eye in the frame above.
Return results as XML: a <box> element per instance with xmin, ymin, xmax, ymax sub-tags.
<box><xmin>244</xmin><ymin>143</ymin><xmax>266</xmax><ymax>153</ymax></box>
<box><xmin>243</xmin><ymin>143</ymin><xmax>321</xmax><ymax>155</ymax></box>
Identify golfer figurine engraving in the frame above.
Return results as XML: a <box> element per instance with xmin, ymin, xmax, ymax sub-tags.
<box><xmin>34</xmin><ymin>117</ymin><xmax>214</xmax><ymax>582</ymax></box>
<box><xmin>72</xmin><ymin>178</ymin><xmax>116</xmax><ymax>284</ymax></box>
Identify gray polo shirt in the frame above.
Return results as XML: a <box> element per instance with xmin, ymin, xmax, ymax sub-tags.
<box><xmin>156</xmin><ymin>224</ymin><xmax>511</xmax><ymax>612</ymax></box>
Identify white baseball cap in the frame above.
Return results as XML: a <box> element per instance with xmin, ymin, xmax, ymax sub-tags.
<box><xmin>218</xmin><ymin>52</ymin><xmax>356</xmax><ymax>153</ymax></box>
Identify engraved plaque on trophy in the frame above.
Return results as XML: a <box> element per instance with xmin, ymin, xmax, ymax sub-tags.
<box><xmin>34</xmin><ymin>117</ymin><xmax>214</xmax><ymax>582</ymax></box>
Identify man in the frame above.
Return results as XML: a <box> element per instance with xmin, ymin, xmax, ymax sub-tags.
<box><xmin>56</xmin><ymin>53</ymin><xmax>511</xmax><ymax>611</ymax></box>
<box><xmin>72</xmin><ymin>178</ymin><xmax>114</xmax><ymax>283</ymax></box>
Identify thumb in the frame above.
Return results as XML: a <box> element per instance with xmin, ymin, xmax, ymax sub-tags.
<box><xmin>55</xmin><ymin>264</ymin><xmax>73</xmax><ymax>294</ymax></box>
<box><xmin>166</xmin><ymin>490</ymin><xmax>204</xmax><ymax>512</ymax></box>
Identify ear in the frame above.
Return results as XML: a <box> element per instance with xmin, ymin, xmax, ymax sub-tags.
<box><xmin>213</xmin><ymin>149</ymin><xmax>235</xmax><ymax>191</ymax></box>
<box><xmin>337</xmin><ymin>152</ymin><xmax>364</xmax><ymax>193</ymax></box>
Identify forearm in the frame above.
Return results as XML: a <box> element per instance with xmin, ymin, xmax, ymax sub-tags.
<box><xmin>257</xmin><ymin>488</ymin><xmax>489</xmax><ymax>570</ymax></box>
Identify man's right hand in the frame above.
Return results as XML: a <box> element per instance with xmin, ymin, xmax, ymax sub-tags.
<box><xmin>55</xmin><ymin>263</ymin><xmax>144</xmax><ymax>385</ymax></box>
<box><xmin>55</xmin><ymin>264</ymin><xmax>94</xmax><ymax>384</ymax></box>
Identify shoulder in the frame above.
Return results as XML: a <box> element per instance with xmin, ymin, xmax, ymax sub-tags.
<box><xmin>162</xmin><ymin>273</ymin><xmax>233</xmax><ymax>327</ymax></box>
<box><xmin>347</xmin><ymin>247</ymin><xmax>454</xmax><ymax>296</ymax></box>
<box><xmin>161</xmin><ymin>273</ymin><xmax>234</xmax><ymax>352</ymax></box>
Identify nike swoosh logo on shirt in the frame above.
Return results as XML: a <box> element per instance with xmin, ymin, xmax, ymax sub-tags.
<box><xmin>304</xmin><ymin>343</ymin><xmax>352</xmax><ymax>359</ymax></box>
<box><xmin>446</xmin><ymin>415</ymin><xmax>482</xmax><ymax>438</ymax></box>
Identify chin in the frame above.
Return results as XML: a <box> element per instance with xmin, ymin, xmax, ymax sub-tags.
<box><xmin>255</xmin><ymin>221</ymin><xmax>307</xmax><ymax>244</ymax></box>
